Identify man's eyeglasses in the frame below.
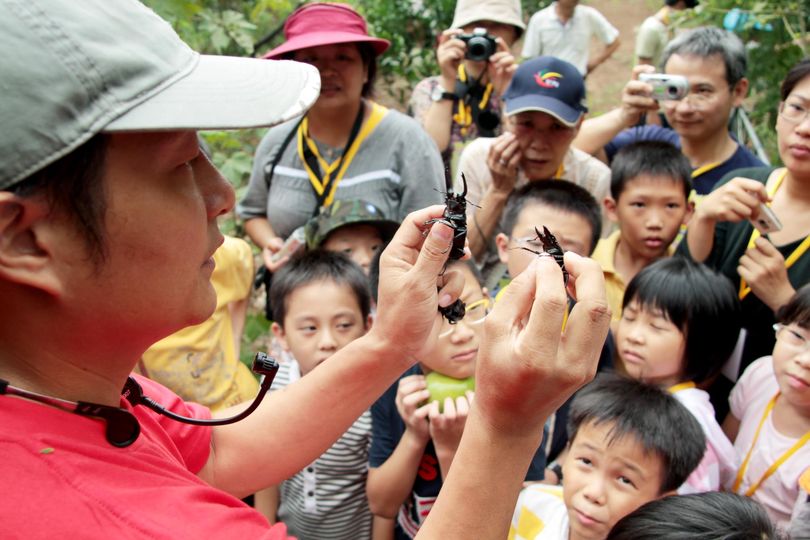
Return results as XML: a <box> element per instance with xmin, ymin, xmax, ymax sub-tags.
<box><xmin>438</xmin><ymin>298</ymin><xmax>491</xmax><ymax>338</ymax></box>
<box><xmin>773</xmin><ymin>323</ymin><xmax>810</xmax><ymax>354</ymax></box>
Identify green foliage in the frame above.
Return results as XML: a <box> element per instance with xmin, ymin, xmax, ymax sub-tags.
<box><xmin>672</xmin><ymin>0</ymin><xmax>809</xmax><ymax>163</ymax></box>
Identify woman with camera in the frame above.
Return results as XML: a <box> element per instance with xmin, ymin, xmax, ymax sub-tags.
<box><xmin>409</xmin><ymin>0</ymin><xmax>524</xmax><ymax>179</ymax></box>
<box><xmin>239</xmin><ymin>3</ymin><xmax>444</xmax><ymax>275</ymax></box>
<box><xmin>679</xmin><ymin>58</ymin><xmax>810</xmax><ymax>422</ymax></box>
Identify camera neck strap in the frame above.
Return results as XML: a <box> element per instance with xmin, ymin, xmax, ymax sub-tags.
<box><xmin>453</xmin><ymin>65</ymin><xmax>496</xmax><ymax>136</ymax></box>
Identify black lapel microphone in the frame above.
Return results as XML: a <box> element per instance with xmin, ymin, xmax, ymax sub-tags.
<box><xmin>0</xmin><ymin>352</ymin><xmax>279</xmax><ymax>448</ymax></box>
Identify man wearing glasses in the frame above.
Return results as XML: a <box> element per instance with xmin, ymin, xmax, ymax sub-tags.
<box><xmin>574</xmin><ymin>26</ymin><xmax>765</xmax><ymax>196</ymax></box>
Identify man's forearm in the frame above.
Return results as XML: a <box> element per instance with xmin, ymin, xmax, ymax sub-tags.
<box><xmin>572</xmin><ymin>108</ymin><xmax>628</xmax><ymax>157</ymax></box>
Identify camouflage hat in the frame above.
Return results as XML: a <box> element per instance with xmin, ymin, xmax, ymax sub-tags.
<box><xmin>304</xmin><ymin>199</ymin><xmax>400</xmax><ymax>250</ymax></box>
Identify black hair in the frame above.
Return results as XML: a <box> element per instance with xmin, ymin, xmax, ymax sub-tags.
<box><xmin>662</xmin><ymin>27</ymin><xmax>746</xmax><ymax>86</ymax></box>
<box><xmin>567</xmin><ymin>374</ymin><xmax>705</xmax><ymax>493</ymax></box>
<box><xmin>607</xmin><ymin>492</ymin><xmax>784</xmax><ymax>540</ymax></box>
<box><xmin>610</xmin><ymin>141</ymin><xmax>692</xmax><ymax>200</ymax></box>
<box><xmin>499</xmin><ymin>180</ymin><xmax>602</xmax><ymax>254</ymax></box>
<box><xmin>270</xmin><ymin>249</ymin><xmax>371</xmax><ymax>326</ymax></box>
<box><xmin>622</xmin><ymin>257</ymin><xmax>741</xmax><ymax>385</ymax></box>
<box><xmin>780</xmin><ymin>58</ymin><xmax>810</xmax><ymax>101</ymax></box>
<box><xmin>776</xmin><ymin>283</ymin><xmax>810</xmax><ymax>329</ymax></box>
<box><xmin>10</xmin><ymin>134</ymin><xmax>108</xmax><ymax>267</ymax></box>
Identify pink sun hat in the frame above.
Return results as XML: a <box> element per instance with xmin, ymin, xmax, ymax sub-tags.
<box><xmin>263</xmin><ymin>3</ymin><xmax>390</xmax><ymax>60</ymax></box>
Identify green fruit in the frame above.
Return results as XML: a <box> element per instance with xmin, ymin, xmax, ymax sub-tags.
<box><xmin>425</xmin><ymin>372</ymin><xmax>475</xmax><ymax>412</ymax></box>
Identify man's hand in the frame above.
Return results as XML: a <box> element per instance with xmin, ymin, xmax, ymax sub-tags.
<box><xmin>738</xmin><ymin>237</ymin><xmax>796</xmax><ymax>311</ymax></box>
<box><xmin>619</xmin><ymin>64</ymin><xmax>660</xmax><ymax>127</ymax></box>
<box><xmin>474</xmin><ymin>252</ymin><xmax>611</xmax><ymax>437</ymax></box>
<box><xmin>486</xmin><ymin>132</ymin><xmax>521</xmax><ymax>193</ymax></box>
<box><xmin>372</xmin><ymin>206</ymin><xmax>466</xmax><ymax>364</ymax></box>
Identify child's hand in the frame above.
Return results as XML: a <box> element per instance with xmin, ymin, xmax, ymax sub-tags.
<box><xmin>395</xmin><ymin>375</ymin><xmax>431</xmax><ymax>442</ymax></box>
<box><xmin>738</xmin><ymin>236</ymin><xmax>796</xmax><ymax>311</ymax></box>
<box><xmin>428</xmin><ymin>392</ymin><xmax>473</xmax><ymax>453</ymax></box>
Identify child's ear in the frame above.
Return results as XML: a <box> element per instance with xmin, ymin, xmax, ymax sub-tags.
<box><xmin>0</xmin><ymin>193</ymin><xmax>63</xmax><ymax>296</ymax></box>
<box><xmin>271</xmin><ymin>322</ymin><xmax>290</xmax><ymax>352</ymax></box>
<box><xmin>603</xmin><ymin>196</ymin><xmax>619</xmax><ymax>223</ymax></box>
<box><xmin>682</xmin><ymin>199</ymin><xmax>696</xmax><ymax>226</ymax></box>
<box><xmin>495</xmin><ymin>232</ymin><xmax>510</xmax><ymax>264</ymax></box>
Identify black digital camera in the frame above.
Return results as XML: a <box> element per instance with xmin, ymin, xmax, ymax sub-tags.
<box><xmin>458</xmin><ymin>27</ymin><xmax>497</xmax><ymax>62</ymax></box>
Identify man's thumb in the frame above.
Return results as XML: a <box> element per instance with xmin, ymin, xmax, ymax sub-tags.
<box><xmin>414</xmin><ymin>221</ymin><xmax>454</xmax><ymax>275</ymax></box>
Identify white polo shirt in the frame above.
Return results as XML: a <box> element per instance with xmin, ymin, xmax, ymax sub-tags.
<box><xmin>522</xmin><ymin>2</ymin><xmax>619</xmax><ymax>75</ymax></box>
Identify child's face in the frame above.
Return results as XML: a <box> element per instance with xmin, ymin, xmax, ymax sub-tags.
<box><xmin>563</xmin><ymin>420</ymin><xmax>666</xmax><ymax>540</ymax></box>
<box><xmin>615</xmin><ymin>300</ymin><xmax>686</xmax><ymax>387</ymax></box>
<box><xmin>321</xmin><ymin>224</ymin><xmax>383</xmax><ymax>275</ymax></box>
<box><xmin>420</xmin><ymin>265</ymin><xmax>487</xmax><ymax>380</ymax></box>
<box><xmin>496</xmin><ymin>202</ymin><xmax>594</xmax><ymax>279</ymax></box>
<box><xmin>273</xmin><ymin>279</ymin><xmax>370</xmax><ymax>376</ymax></box>
<box><xmin>772</xmin><ymin>323</ymin><xmax>810</xmax><ymax>411</ymax></box>
<box><xmin>605</xmin><ymin>176</ymin><xmax>692</xmax><ymax>260</ymax></box>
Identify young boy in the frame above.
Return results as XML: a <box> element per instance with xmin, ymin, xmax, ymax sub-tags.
<box><xmin>257</xmin><ymin>250</ymin><xmax>375</xmax><ymax>540</ymax></box>
<box><xmin>509</xmin><ymin>375</ymin><xmax>706</xmax><ymax>540</ymax></box>
<box><xmin>493</xmin><ymin>179</ymin><xmax>602</xmax><ymax>295</ymax></box>
<box><xmin>591</xmin><ymin>141</ymin><xmax>693</xmax><ymax>323</ymax></box>
<box><xmin>304</xmin><ymin>198</ymin><xmax>399</xmax><ymax>275</ymax></box>
<box><xmin>366</xmin><ymin>259</ymin><xmax>548</xmax><ymax>539</ymax></box>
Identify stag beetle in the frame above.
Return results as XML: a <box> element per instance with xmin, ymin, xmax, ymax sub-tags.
<box><xmin>516</xmin><ymin>226</ymin><xmax>569</xmax><ymax>286</ymax></box>
<box><xmin>426</xmin><ymin>173</ymin><xmax>478</xmax><ymax>324</ymax></box>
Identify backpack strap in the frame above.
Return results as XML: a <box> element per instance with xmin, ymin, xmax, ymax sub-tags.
<box><xmin>264</xmin><ymin>117</ymin><xmax>305</xmax><ymax>190</ymax></box>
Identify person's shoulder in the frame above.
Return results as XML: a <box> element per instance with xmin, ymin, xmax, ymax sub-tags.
<box><xmin>512</xmin><ymin>484</ymin><xmax>568</xmax><ymax>539</ymax></box>
<box><xmin>738</xmin><ymin>355</ymin><xmax>775</xmax><ymax>385</ymax></box>
<box><xmin>462</xmin><ymin>136</ymin><xmax>496</xmax><ymax>157</ymax></box>
<box><xmin>731</xmin><ymin>144</ymin><xmax>767</xmax><ymax>168</ymax></box>
<box><xmin>568</xmin><ymin>146</ymin><xmax>610</xmax><ymax>173</ymax></box>
<box><xmin>714</xmin><ymin>166</ymin><xmax>774</xmax><ymax>191</ymax></box>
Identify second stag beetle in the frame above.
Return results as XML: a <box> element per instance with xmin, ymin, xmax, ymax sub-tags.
<box><xmin>427</xmin><ymin>172</ymin><xmax>477</xmax><ymax>324</ymax></box>
<box><xmin>517</xmin><ymin>226</ymin><xmax>569</xmax><ymax>286</ymax></box>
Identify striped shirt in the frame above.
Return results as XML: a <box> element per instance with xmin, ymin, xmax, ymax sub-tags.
<box><xmin>237</xmin><ymin>106</ymin><xmax>445</xmax><ymax>240</ymax></box>
<box><xmin>271</xmin><ymin>360</ymin><xmax>373</xmax><ymax>540</ymax></box>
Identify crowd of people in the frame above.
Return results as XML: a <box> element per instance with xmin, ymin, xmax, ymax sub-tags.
<box><xmin>1</xmin><ymin>0</ymin><xmax>809</xmax><ymax>539</ymax></box>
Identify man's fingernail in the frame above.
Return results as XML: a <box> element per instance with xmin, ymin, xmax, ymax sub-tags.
<box><xmin>439</xmin><ymin>294</ymin><xmax>453</xmax><ymax>307</ymax></box>
<box><xmin>431</xmin><ymin>222</ymin><xmax>453</xmax><ymax>241</ymax></box>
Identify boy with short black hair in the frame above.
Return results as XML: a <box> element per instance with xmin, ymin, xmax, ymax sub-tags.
<box><xmin>592</xmin><ymin>141</ymin><xmax>693</xmax><ymax>322</ymax></box>
<box><xmin>509</xmin><ymin>375</ymin><xmax>706</xmax><ymax>540</ymax></box>
<box><xmin>494</xmin><ymin>179</ymin><xmax>602</xmax><ymax>292</ymax></box>
<box><xmin>258</xmin><ymin>249</ymin><xmax>375</xmax><ymax>540</ymax></box>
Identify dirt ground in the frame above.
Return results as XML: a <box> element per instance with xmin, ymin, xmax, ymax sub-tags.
<box><xmin>584</xmin><ymin>0</ymin><xmax>658</xmax><ymax>114</ymax></box>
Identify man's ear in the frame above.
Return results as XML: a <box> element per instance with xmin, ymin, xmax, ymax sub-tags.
<box><xmin>271</xmin><ymin>321</ymin><xmax>290</xmax><ymax>352</ymax></box>
<box><xmin>603</xmin><ymin>196</ymin><xmax>619</xmax><ymax>223</ymax></box>
<box><xmin>731</xmin><ymin>77</ymin><xmax>749</xmax><ymax>107</ymax></box>
<box><xmin>495</xmin><ymin>232</ymin><xmax>510</xmax><ymax>264</ymax></box>
<box><xmin>0</xmin><ymin>192</ymin><xmax>63</xmax><ymax>296</ymax></box>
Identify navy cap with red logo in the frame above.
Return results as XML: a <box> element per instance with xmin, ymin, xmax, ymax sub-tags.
<box><xmin>503</xmin><ymin>56</ymin><xmax>588</xmax><ymax>127</ymax></box>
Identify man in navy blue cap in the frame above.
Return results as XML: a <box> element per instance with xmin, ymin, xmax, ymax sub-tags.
<box><xmin>456</xmin><ymin>56</ymin><xmax>611</xmax><ymax>281</ymax></box>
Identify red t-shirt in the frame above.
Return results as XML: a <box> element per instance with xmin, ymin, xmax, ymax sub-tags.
<box><xmin>0</xmin><ymin>374</ymin><xmax>291</xmax><ymax>539</ymax></box>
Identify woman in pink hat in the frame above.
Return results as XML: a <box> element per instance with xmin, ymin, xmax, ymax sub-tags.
<box><xmin>238</xmin><ymin>2</ymin><xmax>445</xmax><ymax>277</ymax></box>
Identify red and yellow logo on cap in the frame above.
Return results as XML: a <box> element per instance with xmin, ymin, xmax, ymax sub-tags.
<box><xmin>535</xmin><ymin>70</ymin><xmax>563</xmax><ymax>89</ymax></box>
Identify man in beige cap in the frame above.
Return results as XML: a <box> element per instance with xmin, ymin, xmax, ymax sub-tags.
<box><xmin>409</xmin><ymin>0</ymin><xmax>525</xmax><ymax>179</ymax></box>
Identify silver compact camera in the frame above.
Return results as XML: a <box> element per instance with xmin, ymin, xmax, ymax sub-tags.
<box><xmin>639</xmin><ymin>73</ymin><xmax>689</xmax><ymax>101</ymax></box>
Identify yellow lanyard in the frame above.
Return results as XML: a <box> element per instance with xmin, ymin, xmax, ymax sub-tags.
<box><xmin>739</xmin><ymin>169</ymin><xmax>810</xmax><ymax>300</ymax></box>
<box><xmin>553</xmin><ymin>163</ymin><xmax>564</xmax><ymax>179</ymax></box>
<box><xmin>667</xmin><ymin>381</ymin><xmax>696</xmax><ymax>394</ymax></box>
<box><xmin>453</xmin><ymin>65</ymin><xmax>493</xmax><ymax>136</ymax></box>
<box><xmin>297</xmin><ymin>102</ymin><xmax>387</xmax><ymax>207</ymax></box>
<box><xmin>691</xmin><ymin>161</ymin><xmax>723</xmax><ymax>179</ymax></box>
<box><xmin>732</xmin><ymin>393</ymin><xmax>810</xmax><ymax>496</ymax></box>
